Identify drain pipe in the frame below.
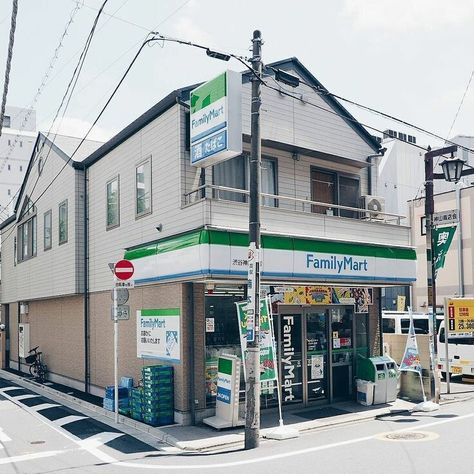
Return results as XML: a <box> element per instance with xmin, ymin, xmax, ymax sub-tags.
<box><xmin>366</xmin><ymin>148</ymin><xmax>386</xmax><ymax>195</ymax></box>
<box><xmin>456</xmin><ymin>184</ymin><xmax>464</xmax><ymax>296</ymax></box>
<box><xmin>83</xmin><ymin>166</ymin><xmax>90</xmax><ymax>393</ymax></box>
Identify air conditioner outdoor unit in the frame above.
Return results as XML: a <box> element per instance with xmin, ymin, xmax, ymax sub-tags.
<box><xmin>360</xmin><ymin>195</ymin><xmax>385</xmax><ymax>220</ymax></box>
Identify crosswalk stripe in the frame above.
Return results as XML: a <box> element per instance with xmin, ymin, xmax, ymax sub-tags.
<box><xmin>32</xmin><ymin>403</ymin><xmax>61</xmax><ymax>411</ymax></box>
<box><xmin>55</xmin><ymin>415</ymin><xmax>89</xmax><ymax>427</ymax></box>
<box><xmin>14</xmin><ymin>394</ymin><xmax>41</xmax><ymax>401</ymax></box>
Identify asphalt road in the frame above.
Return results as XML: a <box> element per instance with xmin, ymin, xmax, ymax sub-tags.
<box><xmin>1</xmin><ymin>375</ymin><xmax>474</xmax><ymax>473</ymax></box>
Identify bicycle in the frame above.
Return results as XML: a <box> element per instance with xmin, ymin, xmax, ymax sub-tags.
<box><xmin>25</xmin><ymin>346</ymin><xmax>48</xmax><ymax>383</ymax></box>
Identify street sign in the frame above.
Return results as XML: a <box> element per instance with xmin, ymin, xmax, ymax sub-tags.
<box><xmin>446</xmin><ymin>298</ymin><xmax>474</xmax><ymax>333</ymax></box>
<box><xmin>111</xmin><ymin>288</ymin><xmax>129</xmax><ymax>305</ymax></box>
<box><xmin>111</xmin><ymin>305</ymin><xmax>130</xmax><ymax>320</ymax></box>
<box><xmin>433</xmin><ymin>209</ymin><xmax>459</xmax><ymax>226</ymax></box>
<box><xmin>114</xmin><ymin>259</ymin><xmax>134</xmax><ymax>281</ymax></box>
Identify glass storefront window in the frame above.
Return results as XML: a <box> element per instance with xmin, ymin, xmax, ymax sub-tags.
<box><xmin>356</xmin><ymin>313</ymin><xmax>369</xmax><ymax>358</ymax></box>
<box><xmin>205</xmin><ymin>293</ymin><xmax>244</xmax><ymax>407</ymax></box>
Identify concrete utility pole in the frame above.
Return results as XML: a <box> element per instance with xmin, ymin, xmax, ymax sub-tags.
<box><xmin>245</xmin><ymin>29</ymin><xmax>262</xmax><ymax>450</ymax></box>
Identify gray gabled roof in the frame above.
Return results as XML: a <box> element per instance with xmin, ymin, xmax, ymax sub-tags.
<box><xmin>261</xmin><ymin>57</ymin><xmax>381</xmax><ymax>152</ymax></box>
<box><xmin>11</xmin><ymin>132</ymin><xmax>103</xmax><ymax>217</ymax></box>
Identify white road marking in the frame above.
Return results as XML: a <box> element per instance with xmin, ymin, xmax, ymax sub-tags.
<box><xmin>55</xmin><ymin>415</ymin><xmax>89</xmax><ymax>427</ymax></box>
<box><xmin>78</xmin><ymin>435</ymin><xmax>122</xmax><ymax>464</ymax></box>
<box><xmin>0</xmin><ymin>450</ymin><xmax>63</xmax><ymax>465</ymax></box>
<box><xmin>0</xmin><ymin>428</ymin><xmax>12</xmax><ymax>442</ymax></box>
<box><xmin>14</xmin><ymin>394</ymin><xmax>41</xmax><ymax>401</ymax></box>
<box><xmin>115</xmin><ymin>410</ymin><xmax>474</xmax><ymax>470</ymax></box>
<box><xmin>30</xmin><ymin>403</ymin><xmax>61</xmax><ymax>411</ymax></box>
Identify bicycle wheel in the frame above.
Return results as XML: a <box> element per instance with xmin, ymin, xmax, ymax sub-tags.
<box><xmin>29</xmin><ymin>364</ymin><xmax>39</xmax><ymax>378</ymax></box>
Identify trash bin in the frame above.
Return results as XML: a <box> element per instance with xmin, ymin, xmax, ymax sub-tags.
<box><xmin>356</xmin><ymin>355</ymin><xmax>399</xmax><ymax>405</ymax></box>
<box><xmin>356</xmin><ymin>379</ymin><xmax>374</xmax><ymax>406</ymax></box>
<box><xmin>385</xmin><ymin>360</ymin><xmax>398</xmax><ymax>403</ymax></box>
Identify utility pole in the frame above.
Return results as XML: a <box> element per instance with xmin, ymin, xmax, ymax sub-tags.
<box><xmin>424</xmin><ymin>146</ymin><xmax>439</xmax><ymax>403</ymax></box>
<box><xmin>245</xmin><ymin>29</ymin><xmax>262</xmax><ymax>451</ymax></box>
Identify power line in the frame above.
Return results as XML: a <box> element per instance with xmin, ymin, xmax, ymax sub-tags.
<box><xmin>446</xmin><ymin>68</ymin><xmax>474</xmax><ymax>141</ymax></box>
<box><xmin>0</xmin><ymin>0</ymin><xmax>18</xmax><ymax>138</ymax></box>
<box><xmin>0</xmin><ymin>35</ymin><xmax>162</xmax><ymax>247</ymax></box>
<box><xmin>269</xmin><ymin>67</ymin><xmax>474</xmax><ymax>156</ymax></box>
<box><xmin>0</xmin><ymin>0</ymin><xmax>84</xmax><ymax>176</ymax></box>
<box><xmin>0</xmin><ymin>0</ymin><xmax>109</xmax><ymax>223</ymax></box>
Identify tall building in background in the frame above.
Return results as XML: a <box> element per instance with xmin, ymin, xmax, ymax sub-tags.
<box><xmin>374</xmin><ymin>130</ymin><xmax>425</xmax><ymax>311</ymax></box>
<box><xmin>0</xmin><ymin>106</ymin><xmax>37</xmax><ymax>218</ymax></box>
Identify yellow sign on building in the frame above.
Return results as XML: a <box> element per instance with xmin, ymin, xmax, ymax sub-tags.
<box><xmin>446</xmin><ymin>298</ymin><xmax>474</xmax><ymax>333</ymax></box>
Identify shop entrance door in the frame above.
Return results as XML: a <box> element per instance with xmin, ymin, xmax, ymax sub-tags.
<box><xmin>330</xmin><ymin>307</ymin><xmax>354</xmax><ymax>400</ymax></box>
<box><xmin>278</xmin><ymin>307</ymin><xmax>354</xmax><ymax>406</ymax></box>
<box><xmin>305</xmin><ymin>310</ymin><xmax>329</xmax><ymax>402</ymax></box>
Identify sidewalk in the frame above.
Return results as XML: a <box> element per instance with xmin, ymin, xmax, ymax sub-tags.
<box><xmin>1</xmin><ymin>368</ymin><xmax>472</xmax><ymax>453</ymax></box>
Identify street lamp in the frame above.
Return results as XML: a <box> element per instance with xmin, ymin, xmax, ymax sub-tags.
<box><xmin>440</xmin><ymin>157</ymin><xmax>465</xmax><ymax>183</ymax></box>
<box><xmin>424</xmin><ymin>145</ymin><xmax>471</xmax><ymax>405</ymax></box>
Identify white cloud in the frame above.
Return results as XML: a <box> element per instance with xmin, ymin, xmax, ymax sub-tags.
<box><xmin>40</xmin><ymin>117</ymin><xmax>115</xmax><ymax>143</ymax></box>
<box><xmin>343</xmin><ymin>0</ymin><xmax>474</xmax><ymax>32</ymax></box>
<box><xmin>171</xmin><ymin>16</ymin><xmax>213</xmax><ymax>45</ymax></box>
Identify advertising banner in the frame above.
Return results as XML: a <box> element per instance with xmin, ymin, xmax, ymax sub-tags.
<box><xmin>400</xmin><ymin>309</ymin><xmax>422</xmax><ymax>373</ymax></box>
<box><xmin>203</xmin><ymin>354</ymin><xmax>243</xmax><ymax>429</ymax></box>
<box><xmin>433</xmin><ymin>226</ymin><xmax>456</xmax><ymax>276</ymax></box>
<box><xmin>190</xmin><ymin>70</ymin><xmax>242</xmax><ymax>167</ymax></box>
<box><xmin>136</xmin><ymin>308</ymin><xmax>180</xmax><ymax>362</ymax></box>
<box><xmin>446</xmin><ymin>298</ymin><xmax>474</xmax><ymax>333</ymax></box>
<box><xmin>236</xmin><ymin>298</ymin><xmax>277</xmax><ymax>382</ymax></box>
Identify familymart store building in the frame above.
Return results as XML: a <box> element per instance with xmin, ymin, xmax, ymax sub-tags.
<box><xmin>126</xmin><ymin>228</ymin><xmax>416</xmax><ymax>421</ymax></box>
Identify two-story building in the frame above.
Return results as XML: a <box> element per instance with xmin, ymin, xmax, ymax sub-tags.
<box><xmin>0</xmin><ymin>58</ymin><xmax>416</xmax><ymax>424</ymax></box>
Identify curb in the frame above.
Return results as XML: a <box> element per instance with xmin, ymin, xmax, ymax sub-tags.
<box><xmin>0</xmin><ymin>369</ymin><xmax>182</xmax><ymax>449</ymax></box>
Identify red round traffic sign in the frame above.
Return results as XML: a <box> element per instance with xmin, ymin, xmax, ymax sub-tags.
<box><xmin>114</xmin><ymin>259</ymin><xmax>134</xmax><ymax>280</ymax></box>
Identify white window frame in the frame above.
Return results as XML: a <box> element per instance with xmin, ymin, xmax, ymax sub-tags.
<box><xmin>106</xmin><ymin>175</ymin><xmax>120</xmax><ymax>229</ymax></box>
<box><xmin>58</xmin><ymin>199</ymin><xmax>68</xmax><ymax>245</ymax></box>
<box><xmin>44</xmin><ymin>209</ymin><xmax>52</xmax><ymax>250</ymax></box>
<box><xmin>135</xmin><ymin>157</ymin><xmax>152</xmax><ymax>218</ymax></box>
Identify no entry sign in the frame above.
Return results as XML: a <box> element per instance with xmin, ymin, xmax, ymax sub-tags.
<box><xmin>114</xmin><ymin>259</ymin><xmax>134</xmax><ymax>281</ymax></box>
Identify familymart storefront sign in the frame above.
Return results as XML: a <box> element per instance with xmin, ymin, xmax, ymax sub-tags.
<box><xmin>124</xmin><ymin>229</ymin><xmax>416</xmax><ymax>285</ymax></box>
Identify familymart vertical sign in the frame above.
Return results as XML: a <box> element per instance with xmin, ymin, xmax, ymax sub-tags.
<box><xmin>137</xmin><ymin>308</ymin><xmax>180</xmax><ymax>363</ymax></box>
<box><xmin>190</xmin><ymin>70</ymin><xmax>242</xmax><ymax>167</ymax></box>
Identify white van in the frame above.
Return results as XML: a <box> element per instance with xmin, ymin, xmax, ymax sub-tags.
<box><xmin>382</xmin><ymin>311</ymin><xmax>443</xmax><ymax>335</ymax></box>
<box><xmin>437</xmin><ymin>320</ymin><xmax>474</xmax><ymax>378</ymax></box>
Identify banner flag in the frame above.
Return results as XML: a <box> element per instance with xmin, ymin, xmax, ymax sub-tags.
<box><xmin>236</xmin><ymin>298</ymin><xmax>277</xmax><ymax>382</ymax></box>
<box><xmin>433</xmin><ymin>225</ymin><xmax>457</xmax><ymax>276</ymax></box>
<box><xmin>400</xmin><ymin>307</ymin><xmax>423</xmax><ymax>374</ymax></box>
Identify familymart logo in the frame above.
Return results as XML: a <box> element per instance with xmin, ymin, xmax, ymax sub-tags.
<box><xmin>306</xmin><ymin>253</ymin><xmax>369</xmax><ymax>273</ymax></box>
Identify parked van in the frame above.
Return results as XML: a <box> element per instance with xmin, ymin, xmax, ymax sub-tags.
<box><xmin>382</xmin><ymin>311</ymin><xmax>443</xmax><ymax>335</ymax></box>
<box><xmin>437</xmin><ymin>320</ymin><xmax>474</xmax><ymax>378</ymax></box>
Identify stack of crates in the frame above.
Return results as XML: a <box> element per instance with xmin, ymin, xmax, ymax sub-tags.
<box><xmin>141</xmin><ymin>365</ymin><xmax>174</xmax><ymax>426</ymax></box>
<box><xmin>103</xmin><ymin>385</ymin><xmax>129</xmax><ymax>412</ymax></box>
<box><xmin>130</xmin><ymin>387</ymin><xmax>144</xmax><ymax>422</ymax></box>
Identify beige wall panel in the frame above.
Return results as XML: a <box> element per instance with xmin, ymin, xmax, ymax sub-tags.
<box><xmin>88</xmin><ymin>283</ymin><xmax>188</xmax><ymax>410</ymax></box>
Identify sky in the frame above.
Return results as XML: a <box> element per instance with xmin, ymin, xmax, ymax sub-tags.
<box><xmin>0</xmin><ymin>0</ymin><xmax>473</xmax><ymax>147</ymax></box>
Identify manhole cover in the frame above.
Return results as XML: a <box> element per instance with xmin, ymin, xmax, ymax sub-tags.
<box><xmin>376</xmin><ymin>431</ymin><xmax>439</xmax><ymax>442</ymax></box>
<box><xmin>29</xmin><ymin>441</ymin><xmax>45</xmax><ymax>445</ymax></box>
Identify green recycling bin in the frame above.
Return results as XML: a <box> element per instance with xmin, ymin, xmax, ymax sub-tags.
<box><xmin>356</xmin><ymin>355</ymin><xmax>399</xmax><ymax>404</ymax></box>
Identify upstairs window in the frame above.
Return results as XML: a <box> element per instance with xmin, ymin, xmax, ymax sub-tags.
<box><xmin>212</xmin><ymin>154</ymin><xmax>278</xmax><ymax>206</ymax></box>
<box><xmin>17</xmin><ymin>197</ymin><xmax>37</xmax><ymax>262</ymax></box>
<box><xmin>44</xmin><ymin>209</ymin><xmax>52</xmax><ymax>250</ymax></box>
<box><xmin>311</xmin><ymin>168</ymin><xmax>360</xmax><ymax>218</ymax></box>
<box><xmin>136</xmin><ymin>158</ymin><xmax>152</xmax><ymax>217</ymax></box>
<box><xmin>58</xmin><ymin>200</ymin><xmax>68</xmax><ymax>244</ymax></box>
<box><xmin>106</xmin><ymin>176</ymin><xmax>120</xmax><ymax>228</ymax></box>
<box><xmin>4</xmin><ymin>115</ymin><xmax>11</xmax><ymax>128</ymax></box>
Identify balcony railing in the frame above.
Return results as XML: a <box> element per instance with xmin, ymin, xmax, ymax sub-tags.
<box><xmin>183</xmin><ymin>184</ymin><xmax>406</xmax><ymax>225</ymax></box>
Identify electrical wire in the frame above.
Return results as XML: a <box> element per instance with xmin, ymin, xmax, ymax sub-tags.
<box><xmin>0</xmin><ymin>0</ymin><xmax>109</xmax><ymax>223</ymax></box>
<box><xmin>0</xmin><ymin>0</ymin><xmax>18</xmax><ymax>138</ymax></box>
<box><xmin>0</xmin><ymin>35</ymin><xmax>162</xmax><ymax>246</ymax></box>
<box><xmin>0</xmin><ymin>0</ymin><xmax>84</xmax><ymax>177</ymax></box>
<box><xmin>266</xmin><ymin>66</ymin><xmax>474</xmax><ymax>156</ymax></box>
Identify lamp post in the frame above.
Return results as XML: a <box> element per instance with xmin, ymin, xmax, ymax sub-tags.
<box><xmin>424</xmin><ymin>144</ymin><xmax>466</xmax><ymax>403</ymax></box>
